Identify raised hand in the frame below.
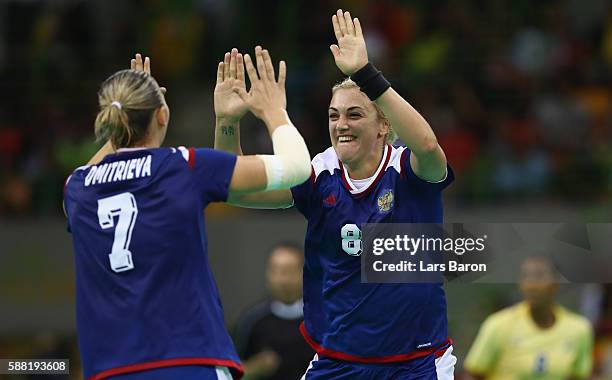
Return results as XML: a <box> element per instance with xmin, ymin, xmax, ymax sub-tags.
<box><xmin>215</xmin><ymin>48</ymin><xmax>248</xmax><ymax>122</ymax></box>
<box><xmin>330</xmin><ymin>9</ymin><xmax>368</xmax><ymax>76</ymax></box>
<box><xmin>233</xmin><ymin>46</ymin><xmax>287</xmax><ymax>124</ymax></box>
<box><xmin>130</xmin><ymin>53</ymin><xmax>167</xmax><ymax>94</ymax></box>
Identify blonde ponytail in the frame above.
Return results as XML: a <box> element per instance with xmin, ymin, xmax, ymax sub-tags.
<box><xmin>94</xmin><ymin>69</ymin><xmax>164</xmax><ymax>148</ymax></box>
<box><xmin>95</xmin><ymin>100</ymin><xmax>132</xmax><ymax>147</ymax></box>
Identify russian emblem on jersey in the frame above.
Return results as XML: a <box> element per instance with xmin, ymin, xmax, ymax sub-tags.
<box><xmin>377</xmin><ymin>189</ymin><xmax>394</xmax><ymax>213</ymax></box>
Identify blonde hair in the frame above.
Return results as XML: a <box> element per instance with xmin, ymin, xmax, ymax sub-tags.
<box><xmin>95</xmin><ymin>69</ymin><xmax>164</xmax><ymax>148</ymax></box>
<box><xmin>331</xmin><ymin>78</ymin><xmax>397</xmax><ymax>144</ymax></box>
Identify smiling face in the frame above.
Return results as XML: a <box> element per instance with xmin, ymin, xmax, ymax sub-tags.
<box><xmin>328</xmin><ymin>87</ymin><xmax>389</xmax><ymax>170</ymax></box>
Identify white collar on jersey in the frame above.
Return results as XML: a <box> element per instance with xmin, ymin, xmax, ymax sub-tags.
<box><xmin>341</xmin><ymin>145</ymin><xmax>390</xmax><ymax>195</ymax></box>
<box><xmin>351</xmin><ymin>174</ymin><xmax>376</xmax><ymax>191</ymax></box>
<box><xmin>270</xmin><ymin>299</ymin><xmax>304</xmax><ymax>320</ymax></box>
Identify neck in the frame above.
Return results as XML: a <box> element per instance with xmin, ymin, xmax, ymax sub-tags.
<box><xmin>529</xmin><ymin>302</ymin><xmax>556</xmax><ymax>328</ymax></box>
<box><xmin>133</xmin><ymin>122</ymin><xmax>163</xmax><ymax>148</ymax></box>
<box><xmin>131</xmin><ymin>136</ymin><xmax>160</xmax><ymax>149</ymax></box>
<box><xmin>345</xmin><ymin>144</ymin><xmax>385</xmax><ymax>180</ymax></box>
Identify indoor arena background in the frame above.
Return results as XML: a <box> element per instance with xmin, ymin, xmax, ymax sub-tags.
<box><xmin>1</xmin><ymin>0</ymin><xmax>611</xmax><ymax>379</ymax></box>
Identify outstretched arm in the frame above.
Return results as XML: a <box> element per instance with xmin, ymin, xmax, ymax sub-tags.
<box><xmin>214</xmin><ymin>48</ymin><xmax>247</xmax><ymax>155</ymax></box>
<box><xmin>330</xmin><ymin>9</ymin><xmax>447</xmax><ymax>182</ymax></box>
<box><xmin>214</xmin><ymin>48</ymin><xmax>296</xmax><ymax>208</ymax></box>
<box><xmin>224</xmin><ymin>47</ymin><xmax>309</xmax><ymax>203</ymax></box>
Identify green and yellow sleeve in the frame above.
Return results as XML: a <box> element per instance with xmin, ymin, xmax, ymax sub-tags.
<box><xmin>570</xmin><ymin>321</ymin><xmax>593</xmax><ymax>379</ymax></box>
<box><xmin>464</xmin><ymin>314</ymin><xmax>504</xmax><ymax>376</ymax></box>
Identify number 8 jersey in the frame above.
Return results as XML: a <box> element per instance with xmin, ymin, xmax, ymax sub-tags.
<box><xmin>291</xmin><ymin>145</ymin><xmax>454</xmax><ymax>363</ymax></box>
<box><xmin>63</xmin><ymin>147</ymin><xmax>243</xmax><ymax>380</ymax></box>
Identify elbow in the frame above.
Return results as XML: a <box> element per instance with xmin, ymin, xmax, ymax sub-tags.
<box><xmin>418</xmin><ymin>135</ymin><xmax>440</xmax><ymax>156</ymax></box>
<box><xmin>260</xmin><ymin>152</ymin><xmax>311</xmax><ymax>191</ymax></box>
<box><xmin>297</xmin><ymin>166</ymin><xmax>311</xmax><ymax>185</ymax></box>
<box><xmin>270</xmin><ymin>124</ymin><xmax>312</xmax><ymax>187</ymax></box>
<box><xmin>294</xmin><ymin>150</ymin><xmax>312</xmax><ymax>185</ymax></box>
<box><xmin>289</xmin><ymin>132</ymin><xmax>312</xmax><ymax>185</ymax></box>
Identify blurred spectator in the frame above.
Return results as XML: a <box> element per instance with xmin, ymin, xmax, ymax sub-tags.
<box><xmin>234</xmin><ymin>242</ymin><xmax>313</xmax><ymax>380</ymax></box>
<box><xmin>464</xmin><ymin>256</ymin><xmax>593</xmax><ymax>380</ymax></box>
<box><xmin>1</xmin><ymin>0</ymin><xmax>611</xmax><ymax>215</ymax></box>
<box><xmin>2</xmin><ymin>175</ymin><xmax>32</xmax><ymax>217</ymax></box>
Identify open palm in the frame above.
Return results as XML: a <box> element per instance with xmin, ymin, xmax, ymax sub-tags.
<box><xmin>232</xmin><ymin>46</ymin><xmax>287</xmax><ymax>121</ymax></box>
<box><xmin>215</xmin><ymin>49</ymin><xmax>248</xmax><ymax>121</ymax></box>
<box><xmin>330</xmin><ymin>9</ymin><xmax>368</xmax><ymax>76</ymax></box>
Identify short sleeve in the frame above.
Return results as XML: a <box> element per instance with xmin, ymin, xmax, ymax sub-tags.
<box><xmin>290</xmin><ymin>166</ymin><xmax>315</xmax><ymax>218</ymax></box>
<box><xmin>401</xmin><ymin>149</ymin><xmax>454</xmax><ymax>192</ymax></box>
<box><xmin>464</xmin><ymin>315</ymin><xmax>503</xmax><ymax>376</ymax></box>
<box><xmin>191</xmin><ymin>148</ymin><xmax>237</xmax><ymax>203</ymax></box>
<box><xmin>570</xmin><ymin>321</ymin><xmax>593</xmax><ymax>379</ymax></box>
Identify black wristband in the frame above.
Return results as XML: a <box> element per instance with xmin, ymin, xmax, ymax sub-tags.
<box><xmin>350</xmin><ymin>62</ymin><xmax>391</xmax><ymax>101</ymax></box>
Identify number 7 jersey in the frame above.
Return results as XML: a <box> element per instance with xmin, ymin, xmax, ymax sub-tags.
<box><xmin>63</xmin><ymin>147</ymin><xmax>243</xmax><ymax>380</ymax></box>
<box><xmin>291</xmin><ymin>145</ymin><xmax>454</xmax><ymax>363</ymax></box>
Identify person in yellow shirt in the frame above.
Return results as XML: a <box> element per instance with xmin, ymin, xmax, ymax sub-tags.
<box><xmin>464</xmin><ymin>256</ymin><xmax>593</xmax><ymax>380</ymax></box>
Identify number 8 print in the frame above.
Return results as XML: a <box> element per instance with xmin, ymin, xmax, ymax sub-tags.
<box><xmin>341</xmin><ymin>224</ymin><xmax>363</xmax><ymax>256</ymax></box>
<box><xmin>97</xmin><ymin>192</ymin><xmax>138</xmax><ymax>272</ymax></box>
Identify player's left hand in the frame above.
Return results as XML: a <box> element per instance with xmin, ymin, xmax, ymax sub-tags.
<box><xmin>215</xmin><ymin>48</ymin><xmax>249</xmax><ymax>122</ymax></box>
<box><xmin>330</xmin><ymin>9</ymin><xmax>368</xmax><ymax>76</ymax></box>
<box><xmin>130</xmin><ymin>53</ymin><xmax>167</xmax><ymax>95</ymax></box>
<box><xmin>232</xmin><ymin>46</ymin><xmax>287</xmax><ymax>122</ymax></box>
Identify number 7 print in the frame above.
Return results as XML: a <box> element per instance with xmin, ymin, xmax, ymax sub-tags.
<box><xmin>97</xmin><ymin>192</ymin><xmax>139</xmax><ymax>273</ymax></box>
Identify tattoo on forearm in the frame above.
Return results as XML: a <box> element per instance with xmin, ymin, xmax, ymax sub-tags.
<box><xmin>221</xmin><ymin>126</ymin><xmax>235</xmax><ymax>136</ymax></box>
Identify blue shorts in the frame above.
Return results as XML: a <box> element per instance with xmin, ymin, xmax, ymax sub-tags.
<box><xmin>301</xmin><ymin>346</ymin><xmax>456</xmax><ymax>380</ymax></box>
<box><xmin>107</xmin><ymin>365</ymin><xmax>232</xmax><ymax>380</ymax></box>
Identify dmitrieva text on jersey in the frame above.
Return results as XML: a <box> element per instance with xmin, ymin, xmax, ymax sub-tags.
<box><xmin>85</xmin><ymin>155</ymin><xmax>152</xmax><ymax>187</ymax></box>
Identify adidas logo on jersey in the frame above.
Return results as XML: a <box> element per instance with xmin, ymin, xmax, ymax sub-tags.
<box><xmin>323</xmin><ymin>194</ymin><xmax>337</xmax><ymax>207</ymax></box>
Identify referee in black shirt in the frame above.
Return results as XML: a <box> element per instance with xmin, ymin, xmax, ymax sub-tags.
<box><xmin>234</xmin><ymin>242</ymin><xmax>314</xmax><ymax>380</ymax></box>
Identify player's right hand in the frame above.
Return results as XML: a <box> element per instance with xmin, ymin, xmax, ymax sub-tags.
<box><xmin>130</xmin><ymin>53</ymin><xmax>167</xmax><ymax>95</ymax></box>
<box><xmin>232</xmin><ymin>46</ymin><xmax>287</xmax><ymax>124</ymax></box>
<box><xmin>214</xmin><ymin>48</ymin><xmax>248</xmax><ymax>122</ymax></box>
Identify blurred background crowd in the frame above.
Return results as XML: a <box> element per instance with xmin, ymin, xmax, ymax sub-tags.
<box><xmin>0</xmin><ymin>0</ymin><xmax>611</xmax><ymax>217</ymax></box>
<box><xmin>1</xmin><ymin>0</ymin><xmax>612</xmax><ymax>379</ymax></box>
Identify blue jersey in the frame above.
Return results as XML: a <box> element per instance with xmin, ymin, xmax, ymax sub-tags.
<box><xmin>63</xmin><ymin>147</ymin><xmax>243</xmax><ymax>380</ymax></box>
<box><xmin>291</xmin><ymin>145</ymin><xmax>454</xmax><ymax>363</ymax></box>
